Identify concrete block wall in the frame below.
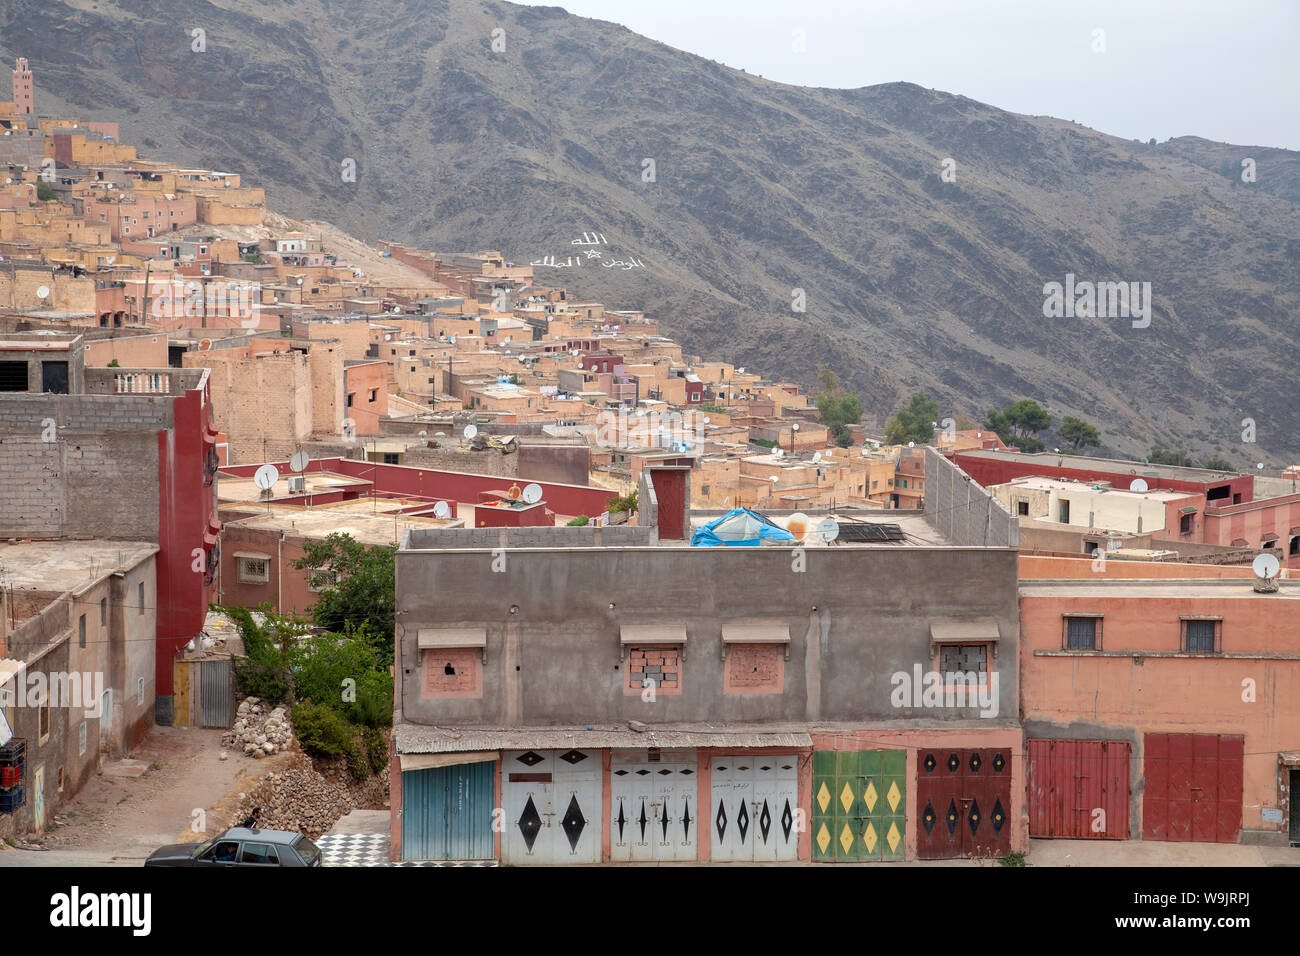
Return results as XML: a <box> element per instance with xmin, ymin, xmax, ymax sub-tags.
<box><xmin>925</xmin><ymin>446</ymin><xmax>1017</xmax><ymax>548</ymax></box>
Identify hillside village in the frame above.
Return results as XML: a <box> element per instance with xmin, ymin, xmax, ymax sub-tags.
<box><xmin>1</xmin><ymin>57</ymin><xmax>1299</xmax><ymax>867</ymax></box>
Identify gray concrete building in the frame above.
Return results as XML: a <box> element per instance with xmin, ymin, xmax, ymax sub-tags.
<box><xmin>391</xmin><ymin>454</ymin><xmax>1026</xmax><ymax>864</ymax></box>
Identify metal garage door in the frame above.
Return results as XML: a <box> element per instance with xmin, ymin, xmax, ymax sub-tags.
<box><xmin>610</xmin><ymin>752</ymin><xmax>697</xmax><ymax>861</ymax></box>
<box><xmin>401</xmin><ymin>761</ymin><xmax>494</xmax><ymax>860</ymax></box>
<box><xmin>811</xmin><ymin>749</ymin><xmax>905</xmax><ymax>861</ymax></box>
<box><xmin>199</xmin><ymin>660</ymin><xmax>233</xmax><ymax>728</ymax></box>
<box><xmin>710</xmin><ymin>755</ymin><xmax>799</xmax><ymax>862</ymax></box>
<box><xmin>503</xmin><ymin>749</ymin><xmax>601</xmax><ymax>864</ymax></box>
<box><xmin>1143</xmin><ymin>733</ymin><xmax>1243</xmax><ymax>843</ymax></box>
<box><xmin>1027</xmin><ymin>739</ymin><xmax>1130</xmax><ymax>839</ymax></box>
<box><xmin>916</xmin><ymin>748</ymin><xmax>1012</xmax><ymax>859</ymax></box>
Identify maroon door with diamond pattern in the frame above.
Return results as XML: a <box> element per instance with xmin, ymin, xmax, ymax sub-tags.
<box><xmin>916</xmin><ymin>749</ymin><xmax>1012</xmax><ymax>859</ymax></box>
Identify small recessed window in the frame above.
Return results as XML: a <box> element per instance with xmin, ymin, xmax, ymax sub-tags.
<box><xmin>138</xmin><ymin>677</ymin><xmax>145</xmax><ymax>705</ymax></box>
<box><xmin>1018</xmin><ymin>500</ymin><xmax>1030</xmax><ymax>516</ymax></box>
<box><xmin>239</xmin><ymin>558</ymin><xmax>270</xmax><ymax>583</ymax></box>
<box><xmin>1180</xmin><ymin>514</ymin><xmax>1194</xmax><ymax>535</ymax></box>
<box><xmin>100</xmin><ymin>597</ymin><xmax>107</xmax><ymax>625</ymax></box>
<box><xmin>939</xmin><ymin>644</ymin><xmax>988</xmax><ymax>674</ymax></box>
<box><xmin>1063</xmin><ymin>615</ymin><xmax>1100</xmax><ymax>651</ymax></box>
<box><xmin>78</xmin><ymin>721</ymin><xmax>87</xmax><ymax>756</ymax></box>
<box><xmin>1183</xmin><ymin>619</ymin><xmax>1220</xmax><ymax>654</ymax></box>
<box><xmin>79</xmin><ymin>614</ymin><xmax>86</xmax><ymax>648</ymax></box>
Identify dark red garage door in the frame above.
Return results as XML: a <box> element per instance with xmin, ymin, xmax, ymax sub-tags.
<box><xmin>1143</xmin><ymin>733</ymin><xmax>1243</xmax><ymax>843</ymax></box>
<box><xmin>916</xmin><ymin>749</ymin><xmax>1012</xmax><ymax>859</ymax></box>
<box><xmin>1027</xmin><ymin>739</ymin><xmax>1130</xmax><ymax>839</ymax></box>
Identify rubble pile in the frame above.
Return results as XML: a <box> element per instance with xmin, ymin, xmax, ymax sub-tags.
<box><xmin>222</xmin><ymin>697</ymin><xmax>294</xmax><ymax>757</ymax></box>
<box><xmin>230</xmin><ymin>755</ymin><xmax>356</xmax><ymax>840</ymax></box>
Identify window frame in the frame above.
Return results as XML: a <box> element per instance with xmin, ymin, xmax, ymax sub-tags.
<box><xmin>1181</xmin><ymin>616</ymin><xmax>1221</xmax><ymax>655</ymax></box>
<box><xmin>934</xmin><ymin>642</ymin><xmax>992</xmax><ymax>690</ymax></box>
<box><xmin>238</xmin><ymin>557</ymin><xmax>270</xmax><ymax>584</ymax></box>
<box><xmin>1061</xmin><ymin>613</ymin><xmax>1103</xmax><ymax>651</ymax></box>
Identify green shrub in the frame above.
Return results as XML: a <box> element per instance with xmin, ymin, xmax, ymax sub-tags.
<box><xmin>344</xmin><ymin>670</ymin><xmax>394</xmax><ymax>728</ymax></box>
<box><xmin>998</xmin><ymin>851</ymin><xmax>1027</xmax><ymax>867</ymax></box>
<box><xmin>346</xmin><ymin>744</ymin><xmax>371</xmax><ymax>782</ymax></box>
<box><xmin>36</xmin><ymin>181</ymin><xmax>55</xmax><ymax>201</ymax></box>
<box><xmin>291</xmin><ymin>700</ymin><xmax>355</xmax><ymax>760</ymax></box>
<box><xmin>566</xmin><ymin>515</ymin><xmax>589</xmax><ymax>526</ymax></box>
<box><xmin>363</xmin><ymin>726</ymin><xmax>388</xmax><ymax>775</ymax></box>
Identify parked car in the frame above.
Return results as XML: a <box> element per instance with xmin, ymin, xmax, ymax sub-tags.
<box><xmin>145</xmin><ymin>827</ymin><xmax>322</xmax><ymax>867</ymax></box>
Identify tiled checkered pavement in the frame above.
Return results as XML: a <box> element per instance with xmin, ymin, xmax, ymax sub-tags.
<box><xmin>315</xmin><ymin>832</ymin><xmax>496</xmax><ymax>867</ymax></box>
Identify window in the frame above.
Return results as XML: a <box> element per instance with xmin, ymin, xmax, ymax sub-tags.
<box><xmin>240</xmin><ymin>843</ymin><xmax>279</xmax><ymax>865</ymax></box>
<box><xmin>1183</xmin><ymin>618</ymin><xmax>1219</xmax><ymax>654</ymax></box>
<box><xmin>1180</xmin><ymin>513</ymin><xmax>1194</xmax><ymax>535</ymax></box>
<box><xmin>346</xmin><ymin>393</ymin><xmax>354</xmax><ymax>407</ymax></box>
<box><xmin>1291</xmin><ymin>535</ymin><xmax>1300</xmax><ymax>557</ymax></box>
<box><xmin>939</xmin><ymin>644</ymin><xmax>988</xmax><ymax>674</ymax></box>
<box><xmin>138</xmin><ymin>677</ymin><xmax>145</xmax><ymax>705</ymax></box>
<box><xmin>1063</xmin><ymin>615</ymin><xmax>1100</xmax><ymax>650</ymax></box>
<box><xmin>1262</xmin><ymin>537</ymin><xmax>1278</xmax><ymax>550</ymax></box>
<box><xmin>0</xmin><ymin>360</ymin><xmax>28</xmax><ymax>392</ymax></box>
<box><xmin>138</xmin><ymin>582</ymin><xmax>145</xmax><ymax>614</ymax></box>
<box><xmin>78</xmin><ymin>721</ymin><xmax>87</xmax><ymax>756</ymax></box>
<box><xmin>38</xmin><ymin>689</ymin><xmax>50</xmax><ymax>743</ymax></box>
<box><xmin>238</xmin><ymin>558</ymin><xmax>270</xmax><ymax>583</ymax></box>
<box><xmin>78</xmin><ymin>614</ymin><xmax>86</xmax><ymax>647</ymax></box>
<box><xmin>369</xmin><ymin>389</ymin><xmax>378</xmax><ymax>402</ymax></box>
<box><xmin>421</xmin><ymin>647</ymin><xmax>483</xmax><ymax>699</ymax></box>
<box><xmin>1018</xmin><ymin>500</ymin><xmax>1030</xmax><ymax>516</ymax></box>
<box><xmin>1058</xmin><ymin>500</ymin><xmax>1070</xmax><ymax>523</ymax></box>
<box><xmin>100</xmin><ymin>598</ymin><xmax>107</xmax><ymax>626</ymax></box>
<box><xmin>307</xmin><ymin>569</ymin><xmax>341</xmax><ymax>593</ymax></box>
<box><xmin>382</xmin><ymin>452</ymin><xmax>400</xmax><ymax>465</ymax></box>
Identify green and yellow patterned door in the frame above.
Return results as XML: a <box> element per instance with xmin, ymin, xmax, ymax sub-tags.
<box><xmin>812</xmin><ymin>750</ymin><xmax>905</xmax><ymax>861</ymax></box>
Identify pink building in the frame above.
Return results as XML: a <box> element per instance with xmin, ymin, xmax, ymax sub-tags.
<box><xmin>12</xmin><ymin>58</ymin><xmax>34</xmax><ymax>115</ymax></box>
<box><xmin>80</xmin><ymin>194</ymin><xmax>197</xmax><ymax>242</ymax></box>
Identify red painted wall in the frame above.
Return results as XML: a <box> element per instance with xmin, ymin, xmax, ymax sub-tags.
<box><xmin>155</xmin><ymin>381</ymin><xmax>220</xmax><ymax>694</ymax></box>
<box><xmin>951</xmin><ymin>453</ymin><xmax>1253</xmax><ymax>501</ymax></box>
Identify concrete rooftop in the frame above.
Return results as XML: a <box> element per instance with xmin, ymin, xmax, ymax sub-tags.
<box><xmin>0</xmin><ymin>540</ymin><xmax>158</xmax><ymax>592</ymax></box>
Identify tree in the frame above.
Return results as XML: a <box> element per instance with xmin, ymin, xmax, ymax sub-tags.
<box><xmin>984</xmin><ymin>400</ymin><xmax>1052</xmax><ymax>451</ymax></box>
<box><xmin>36</xmin><ymin>181</ymin><xmax>55</xmax><ymax>201</ymax></box>
<box><xmin>884</xmin><ymin>393</ymin><xmax>938</xmax><ymax>446</ymax></box>
<box><xmin>293</xmin><ymin>533</ymin><xmax>396</xmax><ymax>664</ymax></box>
<box><xmin>1202</xmin><ymin>456</ymin><xmax>1234</xmax><ymax>471</ymax></box>
<box><xmin>1059</xmin><ymin>416</ymin><xmax>1101</xmax><ymax>451</ymax></box>
<box><xmin>812</xmin><ymin>366</ymin><xmax>863</xmax><ymax>445</ymax></box>
<box><xmin>1149</xmin><ymin>447</ymin><xmax>1194</xmax><ymax>467</ymax></box>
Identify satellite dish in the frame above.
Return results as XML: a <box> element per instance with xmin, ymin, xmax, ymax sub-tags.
<box><xmin>434</xmin><ymin>431</ymin><xmax>446</xmax><ymax>437</ymax></box>
<box><xmin>463</xmin><ymin>424</ymin><xmax>478</xmax><ymax>439</ymax></box>
<box><xmin>449</xmin><ymin>336</ymin><xmax>457</xmax><ymax>344</ymax></box>
<box><xmin>36</xmin><ymin>285</ymin><xmax>50</xmax><ymax>299</ymax></box>
<box><xmin>289</xmin><ymin>451</ymin><xmax>309</xmax><ymax>473</ymax></box>
<box><xmin>861</xmin><ymin>448</ymin><xmax>869</xmax><ymax>457</ymax></box>
<box><xmin>773</xmin><ymin>448</ymin><xmax>784</xmax><ymax>458</ymax></box>
<box><xmin>907</xmin><ymin>441</ymin><xmax>915</xmax><ymax>448</ymax></box>
<box><xmin>1129</xmin><ymin>478</ymin><xmax>1150</xmax><ymax>493</ymax></box>
<box><xmin>253</xmin><ymin>464</ymin><xmax>280</xmax><ymax>490</ymax></box>
<box><xmin>872</xmin><ymin>441</ymin><xmax>881</xmax><ymax>449</ymax></box>
<box><xmin>198</xmin><ymin>338</ymin><xmax>213</xmax><ymax>351</ymax></box>
<box><xmin>812</xmin><ymin>452</ymin><xmax>822</xmax><ymax>463</ymax></box>
<box><xmin>787</xmin><ymin>512</ymin><xmax>810</xmax><ymax>540</ymax></box>
<box><xmin>1253</xmin><ymin>553</ymin><xmax>1281</xmax><ymax>580</ymax></box>
<box><xmin>418</xmin><ymin>430</ymin><xmax>427</xmax><ymax>437</ymax></box>
<box><xmin>769</xmin><ymin>476</ymin><xmax>779</xmax><ymax>483</ymax></box>
<box><xmin>703</xmin><ymin>417</ymin><xmax>711</xmax><ymax>425</ymax></box>
<box><xmin>522</xmin><ymin>483</ymin><xmax>543</xmax><ymax>504</ymax></box>
<box><xmin>433</xmin><ymin>501</ymin><xmax>451</xmax><ymax>519</ymax></box>
<box><xmin>816</xmin><ymin>517</ymin><xmax>840</xmax><ymax>543</ymax></box>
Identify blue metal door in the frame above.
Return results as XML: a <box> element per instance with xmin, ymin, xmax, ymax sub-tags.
<box><xmin>402</xmin><ymin>761</ymin><xmax>495</xmax><ymax>860</ymax></box>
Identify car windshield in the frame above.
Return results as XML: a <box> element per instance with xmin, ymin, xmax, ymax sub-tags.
<box><xmin>190</xmin><ymin>839</ymin><xmax>215</xmax><ymax>858</ymax></box>
<box><xmin>294</xmin><ymin>836</ymin><xmax>320</xmax><ymax>863</ymax></box>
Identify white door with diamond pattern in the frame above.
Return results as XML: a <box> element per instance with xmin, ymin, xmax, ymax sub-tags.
<box><xmin>610</xmin><ymin>752</ymin><xmax>698</xmax><ymax>862</ymax></box>
<box><xmin>503</xmin><ymin>749</ymin><xmax>602</xmax><ymax>864</ymax></box>
<box><xmin>710</xmin><ymin>756</ymin><xmax>798</xmax><ymax>862</ymax></box>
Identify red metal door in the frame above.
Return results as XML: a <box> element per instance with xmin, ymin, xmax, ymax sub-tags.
<box><xmin>1143</xmin><ymin>734</ymin><xmax>1243</xmax><ymax>843</ymax></box>
<box><xmin>650</xmin><ymin>469</ymin><xmax>686</xmax><ymax>540</ymax></box>
<box><xmin>916</xmin><ymin>749</ymin><xmax>1011</xmax><ymax>859</ymax></box>
<box><xmin>1027</xmin><ymin>739</ymin><xmax>1131</xmax><ymax>839</ymax></box>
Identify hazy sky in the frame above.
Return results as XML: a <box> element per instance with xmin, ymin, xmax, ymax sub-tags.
<box><xmin>517</xmin><ymin>0</ymin><xmax>1299</xmax><ymax>150</ymax></box>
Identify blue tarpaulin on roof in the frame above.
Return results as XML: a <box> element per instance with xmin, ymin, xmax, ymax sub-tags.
<box><xmin>690</xmin><ymin>508</ymin><xmax>797</xmax><ymax>547</ymax></box>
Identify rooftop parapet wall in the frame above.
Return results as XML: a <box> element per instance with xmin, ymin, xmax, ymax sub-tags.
<box><xmin>925</xmin><ymin>446</ymin><xmax>1017</xmax><ymax>548</ymax></box>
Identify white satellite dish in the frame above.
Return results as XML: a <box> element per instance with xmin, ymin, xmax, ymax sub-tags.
<box><xmin>812</xmin><ymin>452</ymin><xmax>822</xmax><ymax>463</ymax></box>
<box><xmin>769</xmin><ymin>476</ymin><xmax>779</xmax><ymax>483</ymax></box>
<box><xmin>872</xmin><ymin>441</ymin><xmax>881</xmax><ymax>449</ymax></box>
<box><xmin>36</xmin><ymin>285</ymin><xmax>50</xmax><ymax>299</ymax></box>
<box><xmin>433</xmin><ymin>501</ymin><xmax>452</xmax><ymax>519</ymax></box>
<box><xmin>788</xmin><ymin>512</ymin><xmax>810</xmax><ymax>537</ymax></box>
<box><xmin>1129</xmin><ymin>478</ymin><xmax>1150</xmax><ymax>493</ymax></box>
<box><xmin>289</xmin><ymin>451</ymin><xmax>309</xmax><ymax>473</ymax></box>
<box><xmin>861</xmin><ymin>448</ymin><xmax>869</xmax><ymax>457</ymax></box>
<box><xmin>1253</xmin><ymin>553</ymin><xmax>1281</xmax><ymax>580</ymax></box>
<box><xmin>464</xmin><ymin>424</ymin><xmax>478</xmax><ymax>439</ymax></box>
<box><xmin>907</xmin><ymin>441</ymin><xmax>915</xmax><ymax>448</ymax></box>
<box><xmin>703</xmin><ymin>417</ymin><xmax>711</xmax><ymax>425</ymax></box>
<box><xmin>773</xmin><ymin>448</ymin><xmax>784</xmax><ymax>458</ymax></box>
<box><xmin>522</xmin><ymin>483</ymin><xmax>543</xmax><ymax>504</ymax></box>
<box><xmin>253</xmin><ymin>464</ymin><xmax>280</xmax><ymax>490</ymax></box>
<box><xmin>816</xmin><ymin>517</ymin><xmax>840</xmax><ymax>543</ymax></box>
<box><xmin>434</xmin><ymin>431</ymin><xmax>446</xmax><ymax>437</ymax></box>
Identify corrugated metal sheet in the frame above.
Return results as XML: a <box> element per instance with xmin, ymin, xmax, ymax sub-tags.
<box><xmin>394</xmin><ymin>723</ymin><xmax>813</xmax><ymax>754</ymax></box>
<box><xmin>199</xmin><ymin>660</ymin><xmax>233</xmax><ymax>728</ymax></box>
<box><xmin>402</xmin><ymin>762</ymin><xmax>494</xmax><ymax>860</ymax></box>
<box><xmin>1027</xmin><ymin>739</ymin><xmax>1130</xmax><ymax>839</ymax></box>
